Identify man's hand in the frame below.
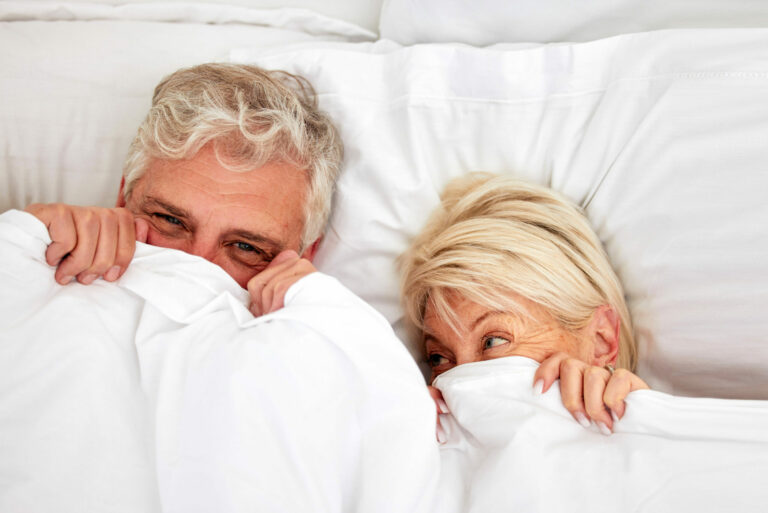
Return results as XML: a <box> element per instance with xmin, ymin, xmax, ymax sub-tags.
<box><xmin>247</xmin><ymin>250</ymin><xmax>316</xmax><ymax>317</ymax></box>
<box><xmin>533</xmin><ymin>352</ymin><xmax>649</xmax><ymax>434</ymax></box>
<box><xmin>24</xmin><ymin>203</ymin><xmax>148</xmax><ymax>285</ymax></box>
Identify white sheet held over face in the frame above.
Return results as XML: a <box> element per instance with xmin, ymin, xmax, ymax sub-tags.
<box><xmin>435</xmin><ymin>357</ymin><xmax>768</xmax><ymax>513</ymax></box>
<box><xmin>0</xmin><ymin>210</ymin><xmax>439</xmax><ymax>513</ymax></box>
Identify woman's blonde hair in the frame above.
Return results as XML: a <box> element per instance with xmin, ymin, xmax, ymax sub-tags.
<box><xmin>121</xmin><ymin>63</ymin><xmax>343</xmax><ymax>250</ymax></box>
<box><xmin>399</xmin><ymin>173</ymin><xmax>636</xmax><ymax>370</ymax></box>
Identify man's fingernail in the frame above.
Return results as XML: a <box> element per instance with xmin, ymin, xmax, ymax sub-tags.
<box><xmin>437</xmin><ymin>398</ymin><xmax>450</xmax><ymax>414</ymax></box>
<box><xmin>80</xmin><ymin>274</ymin><xmax>97</xmax><ymax>285</ymax></box>
<box><xmin>533</xmin><ymin>380</ymin><xmax>544</xmax><ymax>395</ymax></box>
<box><xmin>597</xmin><ymin>421</ymin><xmax>612</xmax><ymax>436</ymax></box>
<box><xmin>575</xmin><ymin>412</ymin><xmax>591</xmax><ymax>429</ymax></box>
<box><xmin>105</xmin><ymin>266</ymin><xmax>121</xmax><ymax>282</ymax></box>
<box><xmin>436</xmin><ymin>424</ymin><xmax>447</xmax><ymax>444</ymax></box>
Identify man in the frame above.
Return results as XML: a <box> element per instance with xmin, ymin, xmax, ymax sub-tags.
<box><xmin>1</xmin><ymin>63</ymin><xmax>440</xmax><ymax>513</ymax></box>
<box><xmin>24</xmin><ymin>63</ymin><xmax>341</xmax><ymax>313</ymax></box>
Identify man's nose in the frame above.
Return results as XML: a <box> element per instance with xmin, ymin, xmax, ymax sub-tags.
<box><xmin>188</xmin><ymin>239</ymin><xmax>219</xmax><ymax>264</ymax></box>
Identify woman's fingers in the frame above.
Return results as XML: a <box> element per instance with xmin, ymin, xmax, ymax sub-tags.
<box><xmin>532</xmin><ymin>352</ymin><xmax>572</xmax><ymax>393</ymax></box>
<box><xmin>583</xmin><ymin>366</ymin><xmax>613</xmax><ymax>432</ymax></box>
<box><xmin>557</xmin><ymin>357</ymin><xmax>591</xmax><ymax>428</ymax></box>
<box><xmin>603</xmin><ymin>369</ymin><xmax>650</xmax><ymax>419</ymax></box>
<box><xmin>428</xmin><ymin>386</ymin><xmax>449</xmax><ymax>444</ymax></box>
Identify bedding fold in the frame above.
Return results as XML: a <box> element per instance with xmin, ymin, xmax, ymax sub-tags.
<box><xmin>434</xmin><ymin>357</ymin><xmax>768</xmax><ymax>513</ymax></box>
<box><xmin>0</xmin><ymin>1</ymin><xmax>376</xmax><ymax>41</ymax></box>
<box><xmin>0</xmin><ymin>209</ymin><xmax>438</xmax><ymax>513</ymax></box>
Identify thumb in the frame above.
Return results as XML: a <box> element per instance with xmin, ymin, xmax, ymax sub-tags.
<box><xmin>134</xmin><ymin>217</ymin><xmax>149</xmax><ymax>243</ymax></box>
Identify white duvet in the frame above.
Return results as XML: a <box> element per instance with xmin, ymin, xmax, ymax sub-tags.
<box><xmin>0</xmin><ymin>210</ymin><xmax>439</xmax><ymax>513</ymax></box>
<box><xmin>2</xmin><ymin>210</ymin><xmax>767</xmax><ymax>512</ymax></box>
<box><xmin>435</xmin><ymin>358</ymin><xmax>768</xmax><ymax>513</ymax></box>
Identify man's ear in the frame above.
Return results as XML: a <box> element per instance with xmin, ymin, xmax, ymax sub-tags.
<box><xmin>586</xmin><ymin>305</ymin><xmax>620</xmax><ymax>367</ymax></box>
<box><xmin>300</xmin><ymin>237</ymin><xmax>322</xmax><ymax>262</ymax></box>
<box><xmin>116</xmin><ymin>177</ymin><xmax>127</xmax><ymax>207</ymax></box>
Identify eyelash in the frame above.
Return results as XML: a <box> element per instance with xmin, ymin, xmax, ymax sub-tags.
<box><xmin>153</xmin><ymin>213</ymin><xmax>184</xmax><ymax>228</ymax></box>
<box><xmin>483</xmin><ymin>335</ymin><xmax>511</xmax><ymax>350</ymax></box>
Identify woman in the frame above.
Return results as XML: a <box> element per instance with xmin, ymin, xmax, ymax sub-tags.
<box><xmin>398</xmin><ymin>172</ymin><xmax>648</xmax><ymax>434</ymax></box>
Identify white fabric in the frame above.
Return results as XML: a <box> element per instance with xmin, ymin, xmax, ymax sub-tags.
<box><xmin>234</xmin><ymin>29</ymin><xmax>768</xmax><ymax>398</ymax></box>
<box><xmin>0</xmin><ymin>15</ymin><xmax>365</xmax><ymax>213</ymax></box>
<box><xmin>0</xmin><ymin>1</ymin><xmax>376</xmax><ymax>40</ymax></box>
<box><xmin>434</xmin><ymin>357</ymin><xmax>768</xmax><ymax>513</ymax></box>
<box><xmin>380</xmin><ymin>0</ymin><xmax>768</xmax><ymax>45</ymax></box>
<box><xmin>0</xmin><ymin>209</ymin><xmax>438</xmax><ymax>513</ymax></box>
<box><xmin>0</xmin><ymin>0</ymin><xmax>381</xmax><ymax>32</ymax></box>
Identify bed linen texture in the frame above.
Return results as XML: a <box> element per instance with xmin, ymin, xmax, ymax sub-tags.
<box><xmin>434</xmin><ymin>357</ymin><xmax>768</xmax><ymax>513</ymax></box>
<box><xmin>234</xmin><ymin>28</ymin><xmax>768</xmax><ymax>399</ymax></box>
<box><xmin>0</xmin><ymin>209</ymin><xmax>439</xmax><ymax>513</ymax></box>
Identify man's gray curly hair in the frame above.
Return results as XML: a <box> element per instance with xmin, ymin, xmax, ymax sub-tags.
<box><xmin>121</xmin><ymin>63</ymin><xmax>343</xmax><ymax>250</ymax></box>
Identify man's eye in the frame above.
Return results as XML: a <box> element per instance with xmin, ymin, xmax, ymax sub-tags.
<box><xmin>154</xmin><ymin>213</ymin><xmax>183</xmax><ymax>226</ymax></box>
<box><xmin>427</xmin><ymin>353</ymin><xmax>449</xmax><ymax>367</ymax></box>
<box><xmin>233</xmin><ymin>241</ymin><xmax>256</xmax><ymax>252</ymax></box>
<box><xmin>483</xmin><ymin>336</ymin><xmax>510</xmax><ymax>350</ymax></box>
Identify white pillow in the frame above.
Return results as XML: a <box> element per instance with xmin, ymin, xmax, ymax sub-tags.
<box><xmin>0</xmin><ymin>17</ymin><xmax>367</xmax><ymax>212</ymax></box>
<box><xmin>5</xmin><ymin>0</ymin><xmax>383</xmax><ymax>33</ymax></box>
<box><xmin>379</xmin><ymin>0</ymin><xmax>768</xmax><ymax>45</ymax></box>
<box><xmin>239</xmin><ymin>28</ymin><xmax>768</xmax><ymax>399</ymax></box>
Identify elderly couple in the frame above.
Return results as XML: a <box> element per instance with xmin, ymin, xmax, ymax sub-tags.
<box><xmin>24</xmin><ymin>64</ymin><xmax>645</xmax><ymax>441</ymax></box>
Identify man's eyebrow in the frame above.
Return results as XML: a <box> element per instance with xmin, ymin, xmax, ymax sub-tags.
<box><xmin>229</xmin><ymin>230</ymin><xmax>283</xmax><ymax>250</ymax></box>
<box><xmin>143</xmin><ymin>196</ymin><xmax>190</xmax><ymax>219</ymax></box>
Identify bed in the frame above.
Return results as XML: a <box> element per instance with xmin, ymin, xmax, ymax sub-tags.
<box><xmin>2</xmin><ymin>1</ymin><xmax>768</xmax><ymax>511</ymax></box>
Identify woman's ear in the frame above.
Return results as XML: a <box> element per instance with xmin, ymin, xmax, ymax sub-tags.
<box><xmin>586</xmin><ymin>305</ymin><xmax>620</xmax><ymax>367</ymax></box>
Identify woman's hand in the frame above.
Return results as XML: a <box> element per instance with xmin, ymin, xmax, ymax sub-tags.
<box><xmin>533</xmin><ymin>352</ymin><xmax>649</xmax><ymax>434</ymax></box>
<box><xmin>246</xmin><ymin>250</ymin><xmax>316</xmax><ymax>317</ymax></box>
<box><xmin>24</xmin><ymin>203</ymin><xmax>148</xmax><ymax>285</ymax></box>
<box><xmin>428</xmin><ymin>385</ymin><xmax>450</xmax><ymax>444</ymax></box>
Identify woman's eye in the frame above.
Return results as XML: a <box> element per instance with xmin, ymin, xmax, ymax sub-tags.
<box><xmin>483</xmin><ymin>336</ymin><xmax>510</xmax><ymax>350</ymax></box>
<box><xmin>427</xmin><ymin>353</ymin><xmax>449</xmax><ymax>368</ymax></box>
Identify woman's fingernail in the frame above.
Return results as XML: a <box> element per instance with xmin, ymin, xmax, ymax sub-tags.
<box><xmin>437</xmin><ymin>398</ymin><xmax>450</xmax><ymax>414</ymax></box>
<box><xmin>436</xmin><ymin>424</ymin><xmax>447</xmax><ymax>444</ymax></box>
<box><xmin>574</xmin><ymin>412</ymin><xmax>591</xmax><ymax>428</ymax></box>
<box><xmin>533</xmin><ymin>380</ymin><xmax>544</xmax><ymax>395</ymax></box>
<box><xmin>597</xmin><ymin>422</ymin><xmax>612</xmax><ymax>436</ymax></box>
<box><xmin>105</xmin><ymin>266</ymin><xmax>121</xmax><ymax>282</ymax></box>
<box><xmin>57</xmin><ymin>275</ymin><xmax>73</xmax><ymax>285</ymax></box>
<box><xmin>610</xmin><ymin>409</ymin><xmax>619</xmax><ymax>424</ymax></box>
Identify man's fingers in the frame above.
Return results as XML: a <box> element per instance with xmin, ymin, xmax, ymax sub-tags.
<box><xmin>77</xmin><ymin>210</ymin><xmax>120</xmax><ymax>284</ymax></box>
<box><xmin>247</xmin><ymin>253</ymin><xmax>315</xmax><ymax>317</ymax></box>
<box><xmin>56</xmin><ymin>210</ymin><xmax>100</xmax><ymax>285</ymax></box>
<box><xmin>103</xmin><ymin>209</ymin><xmax>138</xmax><ymax>282</ymax></box>
<box><xmin>44</xmin><ymin>207</ymin><xmax>78</xmax><ymax>267</ymax></box>
<box><xmin>583</xmin><ymin>366</ymin><xmax>613</xmax><ymax>430</ymax></box>
<box><xmin>603</xmin><ymin>369</ymin><xmax>650</xmax><ymax>419</ymax></box>
<box><xmin>134</xmin><ymin>217</ymin><xmax>149</xmax><ymax>244</ymax></box>
<box><xmin>533</xmin><ymin>352</ymin><xmax>571</xmax><ymax>393</ymax></box>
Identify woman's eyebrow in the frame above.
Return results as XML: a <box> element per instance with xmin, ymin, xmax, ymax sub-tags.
<box><xmin>470</xmin><ymin>311</ymin><xmax>506</xmax><ymax>331</ymax></box>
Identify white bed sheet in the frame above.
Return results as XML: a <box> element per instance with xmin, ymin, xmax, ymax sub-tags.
<box><xmin>0</xmin><ymin>209</ymin><xmax>438</xmax><ymax>513</ymax></box>
<box><xmin>435</xmin><ymin>357</ymin><xmax>768</xmax><ymax>513</ymax></box>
